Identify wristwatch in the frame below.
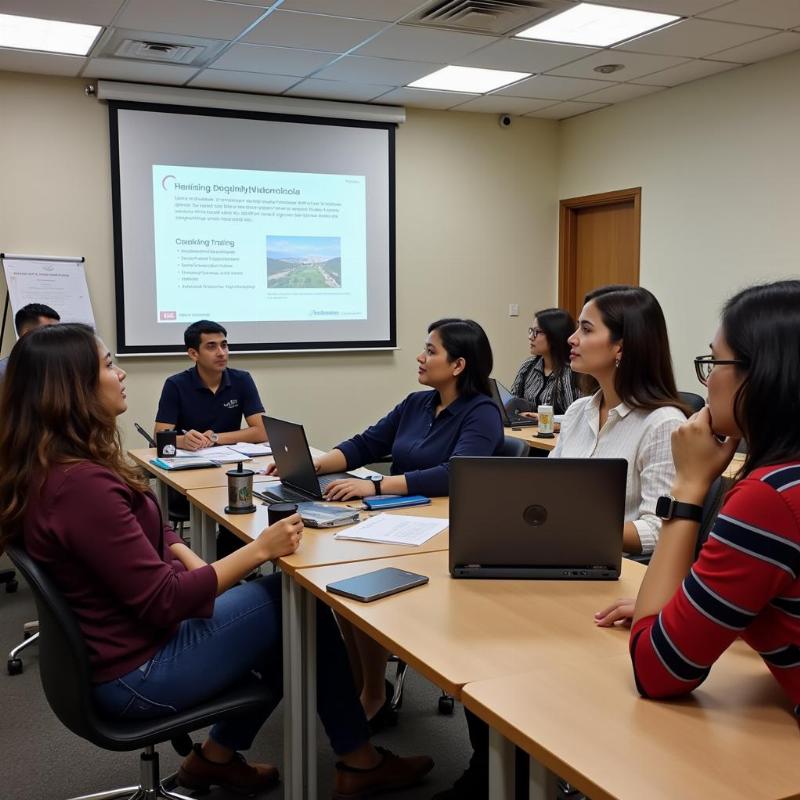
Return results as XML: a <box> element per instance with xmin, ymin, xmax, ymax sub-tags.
<box><xmin>370</xmin><ymin>475</ymin><xmax>383</xmax><ymax>496</ymax></box>
<box><xmin>209</xmin><ymin>432</ymin><xmax>219</xmax><ymax>444</ymax></box>
<box><xmin>655</xmin><ymin>495</ymin><xmax>703</xmax><ymax>522</ymax></box>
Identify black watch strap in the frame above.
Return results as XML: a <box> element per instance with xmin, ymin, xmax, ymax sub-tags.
<box><xmin>656</xmin><ymin>495</ymin><xmax>703</xmax><ymax>522</ymax></box>
<box><xmin>371</xmin><ymin>475</ymin><xmax>383</xmax><ymax>496</ymax></box>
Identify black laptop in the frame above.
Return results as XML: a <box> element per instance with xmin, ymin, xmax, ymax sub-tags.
<box><xmin>449</xmin><ymin>456</ymin><xmax>626</xmax><ymax>579</ymax></box>
<box><xmin>489</xmin><ymin>378</ymin><xmax>537</xmax><ymax>427</ymax></box>
<box><xmin>261</xmin><ymin>416</ymin><xmax>355</xmax><ymax>503</ymax></box>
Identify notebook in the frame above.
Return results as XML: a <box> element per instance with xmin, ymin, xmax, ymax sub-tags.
<box><xmin>449</xmin><ymin>456</ymin><xmax>626</xmax><ymax>579</ymax></box>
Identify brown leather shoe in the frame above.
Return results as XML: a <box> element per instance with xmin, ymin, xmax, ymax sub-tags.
<box><xmin>333</xmin><ymin>746</ymin><xmax>434</xmax><ymax>799</ymax></box>
<box><xmin>177</xmin><ymin>743</ymin><xmax>280</xmax><ymax>795</ymax></box>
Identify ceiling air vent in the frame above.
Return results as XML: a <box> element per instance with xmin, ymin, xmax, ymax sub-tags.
<box><xmin>94</xmin><ymin>28</ymin><xmax>229</xmax><ymax>67</ymax></box>
<box><xmin>406</xmin><ymin>0</ymin><xmax>568</xmax><ymax>36</ymax></box>
<box><xmin>114</xmin><ymin>39</ymin><xmax>199</xmax><ymax>64</ymax></box>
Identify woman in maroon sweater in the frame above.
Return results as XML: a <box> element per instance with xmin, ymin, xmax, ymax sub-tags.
<box><xmin>0</xmin><ymin>323</ymin><xmax>433</xmax><ymax>797</ymax></box>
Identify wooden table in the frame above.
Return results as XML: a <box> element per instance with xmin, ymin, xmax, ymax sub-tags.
<box><xmin>185</xmin><ymin>489</ymin><xmax>450</xmax><ymax>800</ymax></box>
<box><xmin>504</xmin><ymin>426</ymin><xmax>558</xmax><ymax>452</ymax></box>
<box><xmin>462</xmin><ymin>643</ymin><xmax>800</xmax><ymax>800</ymax></box>
<box><xmin>291</xmin><ymin>552</ymin><xmax>645</xmax><ymax>800</ymax></box>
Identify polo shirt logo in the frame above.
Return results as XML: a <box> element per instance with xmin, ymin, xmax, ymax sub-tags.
<box><xmin>223</xmin><ymin>399</ymin><xmax>239</xmax><ymax>409</ymax></box>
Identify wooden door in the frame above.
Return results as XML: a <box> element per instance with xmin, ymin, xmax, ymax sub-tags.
<box><xmin>558</xmin><ymin>188</ymin><xmax>641</xmax><ymax>319</ymax></box>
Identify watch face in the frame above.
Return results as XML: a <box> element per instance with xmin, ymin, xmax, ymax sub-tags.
<box><xmin>655</xmin><ymin>496</ymin><xmax>673</xmax><ymax>519</ymax></box>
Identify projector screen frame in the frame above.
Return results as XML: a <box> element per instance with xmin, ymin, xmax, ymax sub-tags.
<box><xmin>108</xmin><ymin>100</ymin><xmax>397</xmax><ymax>356</ymax></box>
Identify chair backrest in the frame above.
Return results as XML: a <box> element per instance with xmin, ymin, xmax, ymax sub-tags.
<box><xmin>6</xmin><ymin>541</ymin><xmax>101</xmax><ymax>743</ymax></box>
<box><xmin>496</xmin><ymin>436</ymin><xmax>530</xmax><ymax>458</ymax></box>
<box><xmin>679</xmin><ymin>391</ymin><xmax>705</xmax><ymax>414</ymax></box>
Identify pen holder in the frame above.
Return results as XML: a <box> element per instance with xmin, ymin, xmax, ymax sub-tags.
<box><xmin>225</xmin><ymin>466</ymin><xmax>256</xmax><ymax>514</ymax></box>
<box><xmin>156</xmin><ymin>430</ymin><xmax>178</xmax><ymax>457</ymax></box>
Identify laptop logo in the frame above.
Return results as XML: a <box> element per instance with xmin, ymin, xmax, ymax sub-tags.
<box><xmin>523</xmin><ymin>505</ymin><xmax>548</xmax><ymax>526</ymax></box>
<box><xmin>284</xmin><ymin>445</ymin><xmax>289</xmax><ymax>453</ymax></box>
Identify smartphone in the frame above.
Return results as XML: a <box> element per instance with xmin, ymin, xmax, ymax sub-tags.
<box><xmin>326</xmin><ymin>567</ymin><xmax>429</xmax><ymax>602</ymax></box>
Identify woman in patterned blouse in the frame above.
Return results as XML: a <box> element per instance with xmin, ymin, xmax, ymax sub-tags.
<box><xmin>510</xmin><ymin>307</ymin><xmax>579</xmax><ymax>415</ymax></box>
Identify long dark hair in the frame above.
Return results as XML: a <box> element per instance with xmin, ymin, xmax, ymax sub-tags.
<box><xmin>0</xmin><ymin>323</ymin><xmax>148</xmax><ymax>547</ymax></box>
<box><xmin>428</xmin><ymin>318</ymin><xmax>493</xmax><ymax>398</ymax></box>
<box><xmin>721</xmin><ymin>280</ymin><xmax>800</xmax><ymax>475</ymax></box>
<box><xmin>584</xmin><ymin>285</ymin><xmax>686</xmax><ymax>413</ymax></box>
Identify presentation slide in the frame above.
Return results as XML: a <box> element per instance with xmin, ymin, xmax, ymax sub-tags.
<box><xmin>153</xmin><ymin>165</ymin><xmax>367</xmax><ymax>324</ymax></box>
<box><xmin>110</xmin><ymin>104</ymin><xmax>395</xmax><ymax>354</ymax></box>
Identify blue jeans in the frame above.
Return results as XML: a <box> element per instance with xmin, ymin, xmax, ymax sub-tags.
<box><xmin>93</xmin><ymin>574</ymin><xmax>370</xmax><ymax>755</ymax></box>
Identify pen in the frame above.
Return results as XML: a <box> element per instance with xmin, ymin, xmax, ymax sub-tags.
<box><xmin>134</xmin><ymin>422</ymin><xmax>157</xmax><ymax>448</ymax></box>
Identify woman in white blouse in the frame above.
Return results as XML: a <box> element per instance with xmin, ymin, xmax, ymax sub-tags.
<box><xmin>551</xmin><ymin>285</ymin><xmax>688</xmax><ymax>555</ymax></box>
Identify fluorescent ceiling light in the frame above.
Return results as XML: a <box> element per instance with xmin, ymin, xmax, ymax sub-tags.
<box><xmin>409</xmin><ymin>66</ymin><xmax>530</xmax><ymax>93</ymax></box>
<box><xmin>0</xmin><ymin>13</ymin><xmax>101</xmax><ymax>56</ymax></box>
<box><xmin>516</xmin><ymin>3</ymin><xmax>679</xmax><ymax>47</ymax></box>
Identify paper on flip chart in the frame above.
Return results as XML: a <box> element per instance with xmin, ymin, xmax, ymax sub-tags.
<box><xmin>334</xmin><ymin>513</ymin><xmax>447</xmax><ymax>547</ymax></box>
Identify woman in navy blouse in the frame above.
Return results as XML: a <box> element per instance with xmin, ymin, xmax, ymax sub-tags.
<box><xmin>319</xmin><ymin>317</ymin><xmax>503</xmax><ymax>501</ymax></box>
<box><xmin>314</xmin><ymin>318</ymin><xmax>503</xmax><ymax>729</ymax></box>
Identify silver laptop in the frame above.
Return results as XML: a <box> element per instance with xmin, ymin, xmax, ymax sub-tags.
<box><xmin>449</xmin><ymin>456</ymin><xmax>626</xmax><ymax>579</ymax></box>
<box><xmin>261</xmin><ymin>415</ymin><xmax>354</xmax><ymax>503</ymax></box>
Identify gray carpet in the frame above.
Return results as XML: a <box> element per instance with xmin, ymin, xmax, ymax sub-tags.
<box><xmin>0</xmin><ymin>553</ymin><xmax>475</xmax><ymax>800</ymax></box>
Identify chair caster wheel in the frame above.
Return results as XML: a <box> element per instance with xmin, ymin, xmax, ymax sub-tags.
<box><xmin>438</xmin><ymin>694</ymin><xmax>454</xmax><ymax>715</ymax></box>
<box><xmin>5</xmin><ymin>579</ymin><xmax>18</xmax><ymax>593</ymax></box>
<box><xmin>7</xmin><ymin>658</ymin><xmax>23</xmax><ymax>675</ymax></box>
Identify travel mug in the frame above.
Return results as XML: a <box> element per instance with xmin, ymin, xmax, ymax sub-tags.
<box><xmin>268</xmin><ymin>502</ymin><xmax>299</xmax><ymax>526</ymax></box>
<box><xmin>225</xmin><ymin>463</ymin><xmax>256</xmax><ymax>514</ymax></box>
<box><xmin>156</xmin><ymin>429</ymin><xmax>178</xmax><ymax>457</ymax></box>
<box><xmin>537</xmin><ymin>404</ymin><xmax>555</xmax><ymax>438</ymax></box>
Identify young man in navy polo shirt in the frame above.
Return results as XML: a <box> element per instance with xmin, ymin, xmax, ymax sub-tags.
<box><xmin>154</xmin><ymin>320</ymin><xmax>267</xmax><ymax>450</ymax></box>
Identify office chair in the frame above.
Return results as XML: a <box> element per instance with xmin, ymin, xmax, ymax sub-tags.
<box><xmin>3</xmin><ymin>546</ymin><xmax>37</xmax><ymax>675</ymax></box>
<box><xmin>6</xmin><ymin>541</ymin><xmax>277</xmax><ymax>800</ymax></box>
<box><xmin>497</xmin><ymin>436</ymin><xmax>531</xmax><ymax>458</ymax></box>
<box><xmin>679</xmin><ymin>391</ymin><xmax>706</xmax><ymax>414</ymax></box>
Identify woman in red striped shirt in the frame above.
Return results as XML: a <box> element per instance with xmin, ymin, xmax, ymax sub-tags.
<box><xmin>627</xmin><ymin>280</ymin><xmax>800</xmax><ymax>714</ymax></box>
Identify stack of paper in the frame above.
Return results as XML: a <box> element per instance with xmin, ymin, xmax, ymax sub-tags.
<box><xmin>231</xmin><ymin>442</ymin><xmax>272</xmax><ymax>457</ymax></box>
<box><xmin>174</xmin><ymin>446</ymin><xmax>252</xmax><ymax>463</ymax></box>
<box><xmin>334</xmin><ymin>513</ymin><xmax>447</xmax><ymax>547</ymax></box>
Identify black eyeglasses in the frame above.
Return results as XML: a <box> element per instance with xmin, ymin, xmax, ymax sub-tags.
<box><xmin>528</xmin><ymin>327</ymin><xmax>544</xmax><ymax>338</ymax></box>
<box><xmin>694</xmin><ymin>355</ymin><xmax>745</xmax><ymax>386</ymax></box>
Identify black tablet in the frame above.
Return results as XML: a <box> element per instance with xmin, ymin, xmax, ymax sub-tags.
<box><xmin>326</xmin><ymin>567</ymin><xmax>429</xmax><ymax>602</ymax></box>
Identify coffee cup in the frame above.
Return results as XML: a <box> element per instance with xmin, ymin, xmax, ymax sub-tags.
<box><xmin>156</xmin><ymin>429</ymin><xmax>178</xmax><ymax>458</ymax></box>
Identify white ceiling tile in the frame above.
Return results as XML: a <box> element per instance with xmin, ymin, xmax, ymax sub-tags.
<box><xmin>455</xmin><ymin>39</ymin><xmax>598</xmax><ymax>73</ymax></box>
<box><xmin>285</xmin><ymin>78</ymin><xmax>394</xmax><ymax>101</ymax></box>
<box><xmin>0</xmin><ymin>47</ymin><xmax>85</xmax><ymax>76</ymax></box>
<box><xmin>525</xmin><ymin>101</ymin><xmax>608</xmax><ymax>119</ymax></box>
<box><xmin>187</xmin><ymin>70</ymin><xmax>299</xmax><ymax>92</ymax></box>
<box><xmin>494</xmin><ymin>74</ymin><xmax>616</xmax><ymax>99</ymax></box>
<box><xmin>589</xmin><ymin>0</ymin><xmax>732</xmax><ymax>14</ymax></box>
<box><xmin>244</xmin><ymin>10</ymin><xmax>386</xmax><ymax>51</ymax></box>
<box><xmin>0</xmin><ymin>0</ymin><xmax>125</xmax><ymax>25</ymax></box>
<box><xmin>83</xmin><ymin>56</ymin><xmax>198</xmax><ymax>83</ymax></box>
<box><xmin>699</xmin><ymin>0</ymin><xmax>800</xmax><ymax>30</ymax></box>
<box><xmin>115</xmin><ymin>0</ymin><xmax>264</xmax><ymax>40</ymax></box>
<box><xmin>617</xmin><ymin>18</ymin><xmax>772</xmax><ymax>58</ymax></box>
<box><xmin>635</xmin><ymin>57</ymin><xmax>740</xmax><ymax>85</ymax></box>
<box><xmin>354</xmin><ymin>24</ymin><xmax>495</xmax><ymax>62</ymax></box>
<box><xmin>314</xmin><ymin>55</ymin><xmax>443</xmax><ymax>85</ymax></box>
<box><xmin>210</xmin><ymin>43</ymin><xmax>337</xmax><ymax>76</ymax></box>
<box><xmin>548</xmin><ymin>50</ymin><xmax>689</xmax><ymax>80</ymax></box>
<box><xmin>278</xmin><ymin>0</ymin><xmax>427</xmax><ymax>22</ymax></box>
<box><xmin>707</xmin><ymin>30</ymin><xmax>800</xmax><ymax>62</ymax></box>
<box><xmin>374</xmin><ymin>86</ymin><xmax>476</xmax><ymax>109</ymax></box>
<box><xmin>450</xmin><ymin>95</ymin><xmax>556</xmax><ymax>114</ymax></box>
<box><xmin>575</xmin><ymin>81</ymin><xmax>667</xmax><ymax>102</ymax></box>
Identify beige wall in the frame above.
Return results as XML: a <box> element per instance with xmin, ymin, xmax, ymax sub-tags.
<box><xmin>558</xmin><ymin>49</ymin><xmax>800</xmax><ymax>392</ymax></box>
<box><xmin>0</xmin><ymin>72</ymin><xmax>559</xmax><ymax>449</ymax></box>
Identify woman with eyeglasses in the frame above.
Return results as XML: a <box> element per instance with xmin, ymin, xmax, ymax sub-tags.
<box><xmin>624</xmin><ymin>280</ymin><xmax>800</xmax><ymax>715</ymax></box>
<box><xmin>510</xmin><ymin>308</ymin><xmax>579</xmax><ymax>415</ymax></box>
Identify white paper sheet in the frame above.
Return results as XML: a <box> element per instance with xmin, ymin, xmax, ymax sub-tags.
<box><xmin>175</xmin><ymin>446</ymin><xmax>252</xmax><ymax>463</ymax></box>
<box><xmin>231</xmin><ymin>442</ymin><xmax>272</xmax><ymax>456</ymax></box>
<box><xmin>334</xmin><ymin>513</ymin><xmax>447</xmax><ymax>547</ymax></box>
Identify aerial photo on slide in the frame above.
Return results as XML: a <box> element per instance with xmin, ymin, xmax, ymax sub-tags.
<box><xmin>266</xmin><ymin>235</ymin><xmax>342</xmax><ymax>289</ymax></box>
